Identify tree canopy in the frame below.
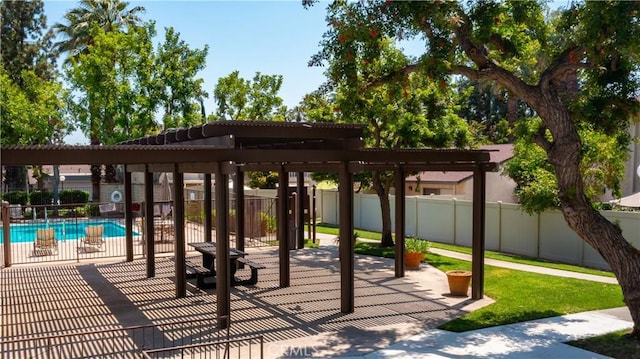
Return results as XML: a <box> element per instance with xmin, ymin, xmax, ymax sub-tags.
<box><xmin>53</xmin><ymin>0</ymin><xmax>144</xmax><ymax>59</ymax></box>
<box><xmin>213</xmin><ymin>71</ymin><xmax>286</xmax><ymax>121</ymax></box>
<box><xmin>307</xmin><ymin>36</ymin><xmax>472</xmax><ymax>245</ymax></box>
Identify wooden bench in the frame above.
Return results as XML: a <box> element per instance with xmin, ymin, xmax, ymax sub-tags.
<box><xmin>234</xmin><ymin>257</ymin><xmax>266</xmax><ymax>286</ymax></box>
<box><xmin>170</xmin><ymin>257</ymin><xmax>215</xmax><ymax>289</ymax></box>
<box><xmin>185</xmin><ymin>260</ymin><xmax>215</xmax><ymax>289</ymax></box>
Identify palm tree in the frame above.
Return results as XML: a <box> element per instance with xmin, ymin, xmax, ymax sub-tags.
<box><xmin>53</xmin><ymin>0</ymin><xmax>144</xmax><ymax>59</ymax></box>
<box><xmin>53</xmin><ymin>0</ymin><xmax>145</xmax><ymax>201</ymax></box>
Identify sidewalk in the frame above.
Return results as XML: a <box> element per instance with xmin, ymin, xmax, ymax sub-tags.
<box><xmin>429</xmin><ymin>248</ymin><xmax>619</xmax><ymax>284</ymax></box>
<box><xmin>353</xmin><ymin>307</ymin><xmax>632</xmax><ymax>358</ymax></box>
<box><xmin>313</xmin><ymin>232</ymin><xmax>632</xmax><ymax>358</ymax></box>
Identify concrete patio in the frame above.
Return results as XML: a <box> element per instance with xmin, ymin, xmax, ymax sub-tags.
<box><xmin>0</xmin><ymin>244</ymin><xmax>492</xmax><ymax>358</ymax></box>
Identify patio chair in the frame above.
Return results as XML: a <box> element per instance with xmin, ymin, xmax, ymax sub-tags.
<box><xmin>34</xmin><ymin>228</ymin><xmax>58</xmax><ymax>255</ymax></box>
<box><xmin>81</xmin><ymin>225</ymin><xmax>105</xmax><ymax>251</ymax></box>
<box><xmin>154</xmin><ymin>218</ymin><xmax>174</xmax><ymax>243</ymax></box>
<box><xmin>9</xmin><ymin>204</ymin><xmax>24</xmax><ymax>221</ymax></box>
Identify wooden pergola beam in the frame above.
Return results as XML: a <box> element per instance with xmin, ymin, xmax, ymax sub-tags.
<box><xmin>0</xmin><ymin>146</ymin><xmax>490</xmax><ymax>167</ymax></box>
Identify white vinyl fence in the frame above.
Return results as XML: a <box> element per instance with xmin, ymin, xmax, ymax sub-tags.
<box><xmin>317</xmin><ymin>190</ymin><xmax>640</xmax><ymax>270</ymax></box>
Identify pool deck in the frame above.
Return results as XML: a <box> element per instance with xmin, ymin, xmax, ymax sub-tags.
<box><xmin>1</xmin><ymin>243</ymin><xmax>493</xmax><ymax>358</ymax></box>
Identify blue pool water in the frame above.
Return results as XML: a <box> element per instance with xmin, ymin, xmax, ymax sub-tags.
<box><xmin>0</xmin><ymin>221</ymin><xmax>136</xmax><ymax>243</ymax></box>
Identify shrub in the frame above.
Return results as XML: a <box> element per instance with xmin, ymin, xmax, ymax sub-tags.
<box><xmin>85</xmin><ymin>204</ymin><xmax>100</xmax><ymax>217</ymax></box>
<box><xmin>405</xmin><ymin>237</ymin><xmax>431</xmax><ymax>255</ymax></box>
<box><xmin>60</xmin><ymin>190</ymin><xmax>89</xmax><ymax>204</ymax></box>
<box><xmin>2</xmin><ymin>190</ymin><xmax>28</xmax><ymax>205</ymax></box>
<box><xmin>74</xmin><ymin>206</ymin><xmax>87</xmax><ymax>217</ymax></box>
<box><xmin>29</xmin><ymin>190</ymin><xmax>53</xmax><ymax>205</ymax></box>
<box><xmin>260</xmin><ymin>212</ymin><xmax>276</xmax><ymax>234</ymax></box>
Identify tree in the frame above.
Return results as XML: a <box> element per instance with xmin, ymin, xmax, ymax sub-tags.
<box><xmin>1</xmin><ymin>0</ymin><xmax>65</xmax><ymax>191</ymax></box>
<box><xmin>213</xmin><ymin>71</ymin><xmax>288</xmax><ymax>187</ymax></box>
<box><xmin>307</xmin><ymin>0</ymin><xmax>640</xmax><ymax>336</ymax></box>
<box><xmin>247</xmin><ymin>171</ymin><xmax>279</xmax><ymax>189</ymax></box>
<box><xmin>310</xmin><ymin>38</ymin><xmax>471</xmax><ymax>246</ymax></box>
<box><xmin>1</xmin><ymin>0</ymin><xmax>56</xmax><ymax>83</ymax></box>
<box><xmin>456</xmin><ymin>79</ymin><xmax>511</xmax><ymax>143</ymax></box>
<box><xmin>54</xmin><ymin>0</ymin><xmax>145</xmax><ymax>199</ymax></box>
<box><xmin>66</xmin><ymin>24</ymin><xmax>159</xmax><ymax>145</ymax></box>
<box><xmin>0</xmin><ymin>69</ymin><xmax>67</xmax><ymax>146</ymax></box>
<box><xmin>53</xmin><ymin>0</ymin><xmax>144</xmax><ymax>60</ymax></box>
<box><xmin>213</xmin><ymin>71</ymin><xmax>287</xmax><ymax>121</ymax></box>
<box><xmin>155</xmin><ymin>27</ymin><xmax>209</xmax><ymax>129</ymax></box>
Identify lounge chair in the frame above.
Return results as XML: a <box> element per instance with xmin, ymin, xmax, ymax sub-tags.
<box><xmin>34</xmin><ymin>228</ymin><xmax>58</xmax><ymax>255</ymax></box>
<box><xmin>81</xmin><ymin>225</ymin><xmax>105</xmax><ymax>251</ymax></box>
<box><xmin>9</xmin><ymin>204</ymin><xmax>24</xmax><ymax>221</ymax></box>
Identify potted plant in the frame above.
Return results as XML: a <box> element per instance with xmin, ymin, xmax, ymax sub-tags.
<box><xmin>446</xmin><ymin>270</ymin><xmax>472</xmax><ymax>296</ymax></box>
<box><xmin>404</xmin><ymin>237</ymin><xmax>431</xmax><ymax>269</ymax></box>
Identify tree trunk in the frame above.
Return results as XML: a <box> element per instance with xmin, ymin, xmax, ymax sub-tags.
<box><xmin>539</xmin><ymin>96</ymin><xmax>640</xmax><ymax>337</ymax></box>
<box><xmin>373</xmin><ymin>171</ymin><xmax>394</xmax><ymax>247</ymax></box>
<box><xmin>90</xmin><ymin>164</ymin><xmax>102</xmax><ymax>203</ymax></box>
<box><xmin>507</xmin><ymin>94</ymin><xmax>518</xmax><ymax>142</ymax></box>
<box><xmin>90</xmin><ymin>136</ymin><xmax>101</xmax><ymax>203</ymax></box>
<box><xmin>104</xmin><ymin>164</ymin><xmax>117</xmax><ymax>183</ymax></box>
<box><xmin>4</xmin><ymin>166</ymin><xmax>26</xmax><ymax>192</ymax></box>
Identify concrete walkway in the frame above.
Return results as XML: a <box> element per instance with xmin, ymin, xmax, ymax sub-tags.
<box><xmin>429</xmin><ymin>248</ymin><xmax>619</xmax><ymax>284</ymax></box>
<box><xmin>314</xmin><ymin>232</ymin><xmax>632</xmax><ymax>358</ymax></box>
<box><xmin>352</xmin><ymin>307</ymin><xmax>633</xmax><ymax>358</ymax></box>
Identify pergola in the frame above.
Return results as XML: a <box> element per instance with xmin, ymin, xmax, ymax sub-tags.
<box><xmin>2</xmin><ymin>121</ymin><xmax>495</xmax><ymax>329</ymax></box>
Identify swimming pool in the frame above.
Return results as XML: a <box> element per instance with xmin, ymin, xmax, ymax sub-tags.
<box><xmin>0</xmin><ymin>220</ymin><xmax>137</xmax><ymax>243</ymax></box>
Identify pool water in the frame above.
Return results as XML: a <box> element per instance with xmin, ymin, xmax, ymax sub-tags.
<box><xmin>0</xmin><ymin>221</ymin><xmax>137</xmax><ymax>243</ymax></box>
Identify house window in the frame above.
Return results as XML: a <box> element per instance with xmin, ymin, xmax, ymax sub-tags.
<box><xmin>422</xmin><ymin>188</ymin><xmax>440</xmax><ymax>195</ymax></box>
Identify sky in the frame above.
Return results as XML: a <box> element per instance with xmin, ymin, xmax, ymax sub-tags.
<box><xmin>43</xmin><ymin>0</ymin><xmax>334</xmax><ymax>144</ymax></box>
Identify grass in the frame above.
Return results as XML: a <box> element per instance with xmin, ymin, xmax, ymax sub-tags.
<box><xmin>314</xmin><ymin>225</ymin><xmax>383</xmax><ymax>241</ymax></box>
<box><xmin>568</xmin><ymin>329</ymin><xmax>640</xmax><ymax>359</ymax></box>
<box><xmin>430</xmin><ymin>241</ymin><xmax>615</xmax><ymax>278</ymax></box>
<box><xmin>353</xmin><ymin>241</ymin><xmax>624</xmax><ymax>332</ymax></box>
<box><xmin>316</xmin><ymin>224</ymin><xmax>615</xmax><ymax>277</ymax></box>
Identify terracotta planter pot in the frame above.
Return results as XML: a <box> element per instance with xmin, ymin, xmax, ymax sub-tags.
<box><xmin>404</xmin><ymin>252</ymin><xmax>424</xmax><ymax>269</ymax></box>
<box><xmin>446</xmin><ymin>270</ymin><xmax>472</xmax><ymax>296</ymax></box>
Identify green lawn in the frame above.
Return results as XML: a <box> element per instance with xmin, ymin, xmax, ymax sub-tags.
<box><xmin>568</xmin><ymin>329</ymin><xmax>640</xmax><ymax>359</ymax></box>
<box><xmin>353</xmin><ymin>241</ymin><xmax>624</xmax><ymax>331</ymax></box>
<box><xmin>430</xmin><ymin>241</ymin><xmax>615</xmax><ymax>278</ymax></box>
<box><xmin>315</xmin><ymin>224</ymin><xmax>615</xmax><ymax>277</ymax></box>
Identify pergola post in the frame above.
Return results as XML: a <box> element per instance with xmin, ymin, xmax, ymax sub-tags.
<box><xmin>124</xmin><ymin>169</ymin><xmax>133</xmax><ymax>262</ymax></box>
<box><xmin>471</xmin><ymin>165</ymin><xmax>487</xmax><ymax>299</ymax></box>
<box><xmin>203</xmin><ymin>173</ymin><xmax>213</xmax><ymax>269</ymax></box>
<box><xmin>214</xmin><ymin>165</ymin><xmax>231</xmax><ymax>329</ymax></box>
<box><xmin>278</xmin><ymin>164</ymin><xmax>290</xmax><ymax>288</ymax></box>
<box><xmin>144</xmin><ymin>169</ymin><xmax>155</xmax><ymax>278</ymax></box>
<box><xmin>339</xmin><ymin>162</ymin><xmax>354</xmax><ymax>313</ymax></box>
<box><xmin>235</xmin><ymin>167</ymin><xmax>245</xmax><ymax>253</ymax></box>
<box><xmin>394</xmin><ymin>166</ymin><xmax>406</xmax><ymax>277</ymax></box>
<box><xmin>173</xmin><ymin>166</ymin><xmax>186</xmax><ymax>298</ymax></box>
<box><xmin>296</xmin><ymin>172</ymin><xmax>305</xmax><ymax>249</ymax></box>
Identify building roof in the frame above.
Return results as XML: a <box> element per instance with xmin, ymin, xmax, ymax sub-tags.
<box><xmin>42</xmin><ymin>165</ymin><xmax>92</xmax><ymax>176</ymax></box>
<box><xmin>406</xmin><ymin>144</ymin><xmax>514</xmax><ymax>184</ymax></box>
<box><xmin>611</xmin><ymin>192</ymin><xmax>640</xmax><ymax>208</ymax></box>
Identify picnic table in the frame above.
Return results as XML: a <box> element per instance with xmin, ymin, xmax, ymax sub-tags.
<box><xmin>187</xmin><ymin>242</ymin><xmax>265</xmax><ymax>288</ymax></box>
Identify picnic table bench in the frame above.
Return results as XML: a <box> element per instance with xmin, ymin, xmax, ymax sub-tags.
<box><xmin>235</xmin><ymin>257</ymin><xmax>266</xmax><ymax>286</ymax></box>
<box><xmin>186</xmin><ymin>242</ymin><xmax>265</xmax><ymax>288</ymax></box>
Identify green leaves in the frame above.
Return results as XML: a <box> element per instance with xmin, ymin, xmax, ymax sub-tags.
<box><xmin>65</xmin><ymin>23</ymin><xmax>159</xmax><ymax>144</ymax></box>
<box><xmin>0</xmin><ymin>68</ymin><xmax>67</xmax><ymax>146</ymax></box>
<box><xmin>213</xmin><ymin>71</ymin><xmax>285</xmax><ymax>121</ymax></box>
<box><xmin>155</xmin><ymin>27</ymin><xmax>209</xmax><ymax>128</ymax></box>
